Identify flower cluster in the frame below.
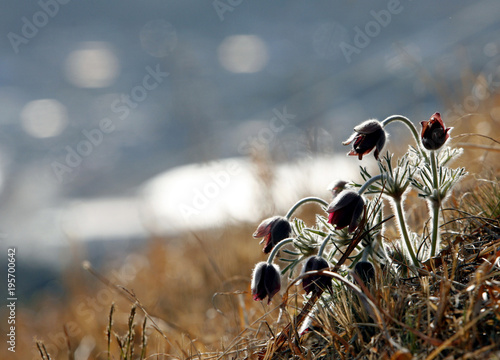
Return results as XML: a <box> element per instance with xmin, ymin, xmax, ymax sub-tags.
<box><xmin>248</xmin><ymin>112</ymin><xmax>465</xmax><ymax>308</ymax></box>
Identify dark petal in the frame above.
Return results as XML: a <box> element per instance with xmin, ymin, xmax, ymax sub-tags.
<box><xmin>374</xmin><ymin>130</ymin><xmax>386</xmax><ymax>159</ymax></box>
<box><xmin>327</xmin><ymin>191</ymin><xmax>360</xmax><ymax>230</ymax></box>
<box><xmin>262</xmin><ymin>233</ymin><xmax>273</xmax><ymax>254</ymax></box>
<box><xmin>302</xmin><ymin>256</ymin><xmax>331</xmax><ymax>294</ymax></box>
<box><xmin>328</xmin><ymin>190</ymin><xmax>359</xmax><ymax>212</ymax></box>
<box><xmin>353</xmin><ymin>134</ymin><xmax>372</xmax><ymax>154</ymax></box>
<box><xmin>251</xmin><ymin>262</ymin><xmax>267</xmax><ymax>301</ymax></box>
<box><xmin>354</xmin><ymin>261</ymin><xmax>375</xmax><ymax>285</ymax></box>
<box><xmin>270</xmin><ymin>218</ymin><xmax>292</xmax><ymax>245</ymax></box>
<box><xmin>330</xmin><ymin>210</ymin><xmax>350</xmax><ymax>230</ymax></box>
<box><xmin>353</xmin><ymin>129</ymin><xmax>385</xmax><ymax>159</ymax></box>
<box><xmin>422</xmin><ymin>125</ymin><xmax>446</xmax><ymax>150</ymax></box>
<box><xmin>421</xmin><ymin>113</ymin><xmax>450</xmax><ymax>150</ymax></box>
<box><xmin>342</xmin><ymin>131</ymin><xmax>358</xmax><ymax>146</ymax></box>
<box><xmin>253</xmin><ymin>216</ymin><xmax>279</xmax><ymax>238</ymax></box>
<box><xmin>431</xmin><ymin>126</ymin><xmax>446</xmax><ymax>145</ymax></box>
<box><xmin>264</xmin><ymin>264</ymin><xmax>281</xmax><ymax>303</ymax></box>
<box><xmin>347</xmin><ymin>148</ymin><xmax>361</xmax><ymax>158</ymax></box>
<box><xmin>254</xmin><ymin>216</ymin><xmax>290</xmax><ymax>254</ymax></box>
<box><xmin>327</xmin><ymin>211</ymin><xmax>335</xmax><ymax>225</ymax></box>
<box><xmin>262</xmin><ymin>217</ymin><xmax>291</xmax><ymax>254</ymax></box>
<box><xmin>431</xmin><ymin>112</ymin><xmax>444</xmax><ymax>128</ymax></box>
<box><xmin>353</xmin><ymin>119</ymin><xmax>382</xmax><ymax>134</ymax></box>
<box><xmin>251</xmin><ymin>263</ymin><xmax>281</xmax><ymax>302</ymax></box>
<box><xmin>327</xmin><ymin>191</ymin><xmax>364</xmax><ymax>231</ymax></box>
<box><xmin>346</xmin><ymin>131</ymin><xmax>382</xmax><ymax>159</ymax></box>
<box><xmin>420</xmin><ymin>120</ymin><xmax>429</xmax><ymax>138</ymax></box>
<box><xmin>348</xmin><ymin>196</ymin><xmax>365</xmax><ymax>233</ymax></box>
<box><xmin>346</xmin><ymin>134</ymin><xmax>365</xmax><ymax>157</ymax></box>
<box><xmin>347</xmin><ymin>134</ymin><xmax>370</xmax><ymax>159</ymax></box>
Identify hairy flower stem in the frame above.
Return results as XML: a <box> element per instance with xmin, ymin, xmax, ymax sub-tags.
<box><xmin>381</xmin><ymin>115</ymin><xmax>428</xmax><ymax>161</ymax></box>
<box><xmin>267</xmin><ymin>238</ymin><xmax>294</xmax><ymax>264</ymax></box>
<box><xmin>430</xmin><ymin>201</ymin><xmax>440</xmax><ymax>257</ymax></box>
<box><xmin>285</xmin><ymin>197</ymin><xmax>329</xmax><ymax>220</ymax></box>
<box><xmin>393</xmin><ymin>197</ymin><xmax>419</xmax><ymax>267</ymax></box>
<box><xmin>317</xmin><ymin>234</ymin><xmax>332</xmax><ymax>258</ymax></box>
<box><xmin>358</xmin><ymin>174</ymin><xmax>384</xmax><ymax>195</ymax></box>
<box><xmin>361</xmin><ymin>247</ymin><xmax>369</xmax><ymax>262</ymax></box>
<box><xmin>357</xmin><ymin>171</ymin><xmax>419</xmax><ymax>266</ymax></box>
<box><xmin>429</xmin><ymin>150</ymin><xmax>441</xmax><ymax>257</ymax></box>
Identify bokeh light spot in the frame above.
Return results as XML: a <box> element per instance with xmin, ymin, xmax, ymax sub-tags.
<box><xmin>64</xmin><ymin>41</ymin><xmax>120</xmax><ymax>88</ymax></box>
<box><xmin>217</xmin><ymin>35</ymin><xmax>268</xmax><ymax>73</ymax></box>
<box><xmin>21</xmin><ymin>99</ymin><xmax>68</xmax><ymax>138</ymax></box>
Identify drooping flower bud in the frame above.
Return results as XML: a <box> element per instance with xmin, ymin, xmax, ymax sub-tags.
<box><xmin>420</xmin><ymin>112</ymin><xmax>452</xmax><ymax>150</ymax></box>
<box><xmin>343</xmin><ymin>119</ymin><xmax>386</xmax><ymax>160</ymax></box>
<box><xmin>253</xmin><ymin>216</ymin><xmax>292</xmax><ymax>254</ymax></box>
<box><xmin>301</xmin><ymin>256</ymin><xmax>331</xmax><ymax>295</ymax></box>
<box><xmin>327</xmin><ymin>179</ymin><xmax>348</xmax><ymax>198</ymax></box>
<box><xmin>251</xmin><ymin>262</ymin><xmax>281</xmax><ymax>303</ymax></box>
<box><xmin>327</xmin><ymin>190</ymin><xmax>364</xmax><ymax>232</ymax></box>
<box><xmin>354</xmin><ymin>261</ymin><xmax>375</xmax><ymax>285</ymax></box>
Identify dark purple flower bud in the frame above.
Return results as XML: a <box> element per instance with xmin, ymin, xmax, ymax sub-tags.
<box><xmin>327</xmin><ymin>190</ymin><xmax>364</xmax><ymax>232</ymax></box>
<box><xmin>302</xmin><ymin>256</ymin><xmax>331</xmax><ymax>295</ymax></box>
<box><xmin>253</xmin><ymin>216</ymin><xmax>292</xmax><ymax>254</ymax></box>
<box><xmin>343</xmin><ymin>119</ymin><xmax>386</xmax><ymax>160</ymax></box>
<box><xmin>420</xmin><ymin>112</ymin><xmax>452</xmax><ymax>150</ymax></box>
<box><xmin>251</xmin><ymin>262</ymin><xmax>281</xmax><ymax>303</ymax></box>
<box><xmin>354</xmin><ymin>261</ymin><xmax>375</xmax><ymax>285</ymax></box>
<box><xmin>327</xmin><ymin>179</ymin><xmax>348</xmax><ymax>198</ymax></box>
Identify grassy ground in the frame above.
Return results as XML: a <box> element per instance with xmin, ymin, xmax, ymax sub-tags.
<box><xmin>5</xmin><ymin>88</ymin><xmax>500</xmax><ymax>360</ymax></box>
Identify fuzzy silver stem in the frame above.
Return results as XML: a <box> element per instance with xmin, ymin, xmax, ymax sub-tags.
<box><xmin>285</xmin><ymin>197</ymin><xmax>329</xmax><ymax>220</ymax></box>
<box><xmin>267</xmin><ymin>238</ymin><xmax>294</xmax><ymax>264</ymax></box>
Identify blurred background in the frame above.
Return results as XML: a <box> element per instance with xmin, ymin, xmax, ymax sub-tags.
<box><xmin>0</xmin><ymin>0</ymin><xmax>499</xmax><ymax>358</ymax></box>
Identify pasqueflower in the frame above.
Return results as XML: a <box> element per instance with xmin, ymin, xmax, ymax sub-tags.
<box><xmin>251</xmin><ymin>262</ymin><xmax>281</xmax><ymax>303</ymax></box>
<box><xmin>354</xmin><ymin>261</ymin><xmax>375</xmax><ymax>285</ymax></box>
<box><xmin>327</xmin><ymin>190</ymin><xmax>365</xmax><ymax>232</ymax></box>
<box><xmin>420</xmin><ymin>112</ymin><xmax>452</xmax><ymax>150</ymax></box>
<box><xmin>253</xmin><ymin>216</ymin><xmax>292</xmax><ymax>254</ymax></box>
<box><xmin>327</xmin><ymin>179</ymin><xmax>348</xmax><ymax>198</ymax></box>
<box><xmin>301</xmin><ymin>256</ymin><xmax>331</xmax><ymax>295</ymax></box>
<box><xmin>343</xmin><ymin>119</ymin><xmax>386</xmax><ymax>160</ymax></box>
